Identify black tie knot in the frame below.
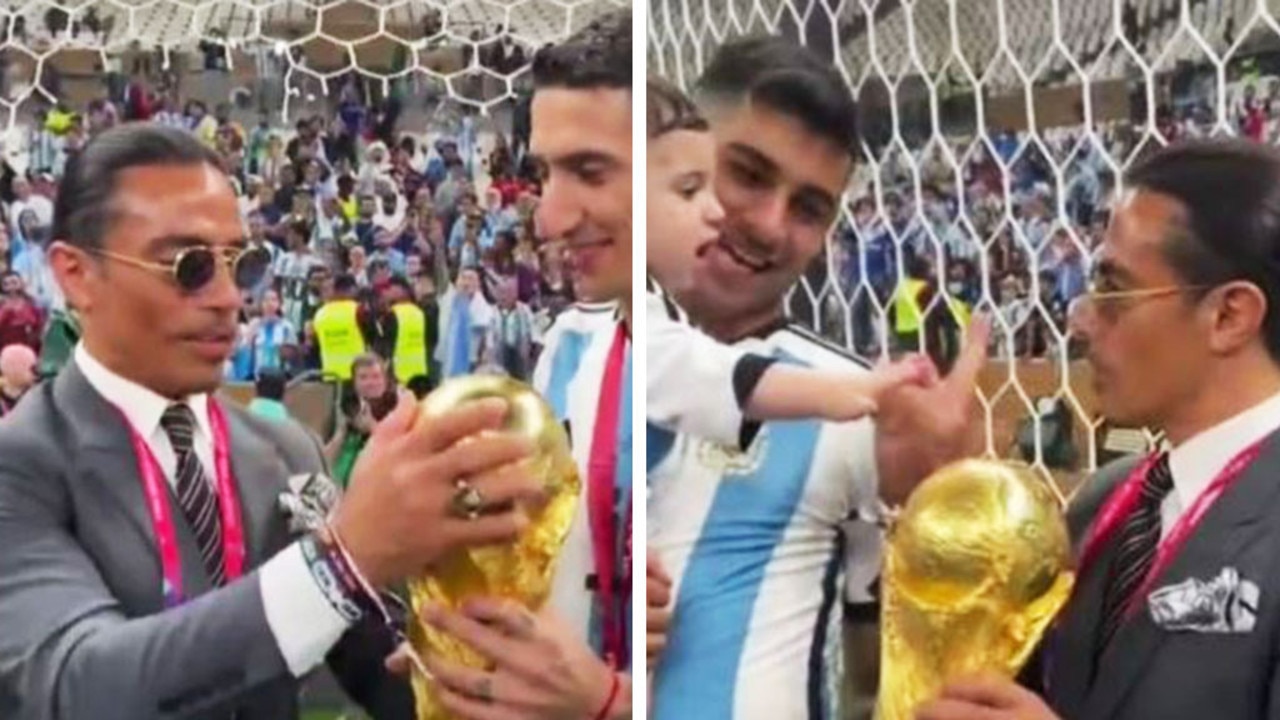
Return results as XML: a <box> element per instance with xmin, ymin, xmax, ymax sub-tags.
<box><xmin>160</xmin><ymin>403</ymin><xmax>197</xmax><ymax>456</ymax></box>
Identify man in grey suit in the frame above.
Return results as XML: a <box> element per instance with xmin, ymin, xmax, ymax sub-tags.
<box><xmin>918</xmin><ymin>140</ymin><xmax>1280</xmax><ymax>719</ymax></box>
<box><xmin>0</xmin><ymin>124</ymin><xmax>544</xmax><ymax>719</ymax></box>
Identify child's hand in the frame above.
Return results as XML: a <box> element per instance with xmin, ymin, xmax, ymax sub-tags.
<box><xmin>828</xmin><ymin>356</ymin><xmax>933</xmax><ymax>421</ymax></box>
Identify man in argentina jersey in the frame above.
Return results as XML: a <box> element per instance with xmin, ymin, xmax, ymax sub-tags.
<box><xmin>647</xmin><ymin>37</ymin><xmax>990</xmax><ymax>720</ymax></box>
<box><xmin>418</xmin><ymin>11</ymin><xmax>636</xmax><ymax>720</ymax></box>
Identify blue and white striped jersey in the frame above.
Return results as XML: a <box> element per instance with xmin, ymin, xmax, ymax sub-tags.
<box><xmin>648</xmin><ymin>323</ymin><xmax>883</xmax><ymax>720</ymax></box>
<box><xmin>532</xmin><ymin>302</ymin><xmax>633</xmax><ymax>665</ymax></box>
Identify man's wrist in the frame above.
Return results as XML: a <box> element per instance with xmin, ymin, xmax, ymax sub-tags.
<box><xmin>299</xmin><ymin>532</ymin><xmax>364</xmax><ymax>623</ymax></box>
<box><xmin>607</xmin><ymin>674</ymin><xmax>632</xmax><ymax>720</ymax></box>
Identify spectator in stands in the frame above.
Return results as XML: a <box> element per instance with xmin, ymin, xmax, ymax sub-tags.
<box><xmin>324</xmin><ymin>353</ymin><xmax>392</xmax><ymax>487</ymax></box>
<box><xmin>10</xmin><ymin>176</ymin><xmax>53</xmax><ymax>232</ymax></box>
<box><xmin>0</xmin><ymin>271</ymin><xmax>42</xmax><ymax>352</ymax></box>
<box><xmin>244</xmin><ymin>288</ymin><xmax>298</xmax><ymax>380</ymax></box>
<box><xmin>0</xmin><ymin>343</ymin><xmax>35</xmax><ymax>418</ymax></box>
<box><xmin>275</xmin><ymin>220</ymin><xmax>325</xmax><ymax>329</ymax></box>
<box><xmin>247</xmin><ymin>368</ymin><xmax>291</xmax><ymax>423</ymax></box>
<box><xmin>484</xmin><ymin>276</ymin><xmax>535</xmax><ymax>380</ymax></box>
<box><xmin>436</xmin><ymin>266</ymin><xmax>490</xmax><ymax>379</ymax></box>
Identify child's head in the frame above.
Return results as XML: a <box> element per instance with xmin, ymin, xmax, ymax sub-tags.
<box><xmin>647</xmin><ymin>79</ymin><xmax>723</xmax><ymax>279</ymax></box>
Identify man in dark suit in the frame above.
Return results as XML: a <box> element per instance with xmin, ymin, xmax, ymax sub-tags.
<box><xmin>918</xmin><ymin>139</ymin><xmax>1280</xmax><ymax>719</ymax></box>
<box><xmin>0</xmin><ymin>124</ymin><xmax>543</xmax><ymax>719</ymax></box>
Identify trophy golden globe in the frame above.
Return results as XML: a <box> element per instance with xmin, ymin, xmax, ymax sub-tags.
<box><xmin>406</xmin><ymin>375</ymin><xmax>580</xmax><ymax>720</ymax></box>
<box><xmin>876</xmin><ymin>460</ymin><xmax>1075</xmax><ymax>720</ymax></box>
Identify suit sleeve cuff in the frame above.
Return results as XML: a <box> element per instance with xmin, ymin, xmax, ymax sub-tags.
<box><xmin>259</xmin><ymin>541</ymin><xmax>353</xmax><ymax>677</ymax></box>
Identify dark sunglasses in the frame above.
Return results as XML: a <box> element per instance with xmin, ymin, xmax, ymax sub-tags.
<box><xmin>90</xmin><ymin>245</ymin><xmax>273</xmax><ymax>292</ymax></box>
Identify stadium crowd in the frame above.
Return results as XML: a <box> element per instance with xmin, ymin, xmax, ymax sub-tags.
<box><xmin>829</xmin><ymin>65</ymin><xmax>1280</xmax><ymax>372</ymax></box>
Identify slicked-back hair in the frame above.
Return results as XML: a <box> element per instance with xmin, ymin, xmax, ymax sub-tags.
<box><xmin>1126</xmin><ymin>138</ymin><xmax>1280</xmax><ymax>363</ymax></box>
<box><xmin>52</xmin><ymin>123</ymin><xmax>226</xmax><ymax>251</ymax></box>
<box><xmin>531</xmin><ymin>8</ymin><xmax>630</xmax><ymax>91</ymax></box>
<box><xmin>695</xmin><ymin>35</ymin><xmax>859</xmax><ymax>158</ymax></box>
<box><xmin>648</xmin><ymin>78</ymin><xmax>708</xmax><ymax>139</ymax></box>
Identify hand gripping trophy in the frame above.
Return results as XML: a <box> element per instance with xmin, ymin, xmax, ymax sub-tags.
<box><xmin>407</xmin><ymin>375</ymin><xmax>580</xmax><ymax>720</ymax></box>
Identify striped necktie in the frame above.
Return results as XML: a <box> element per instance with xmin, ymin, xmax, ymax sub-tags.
<box><xmin>160</xmin><ymin>404</ymin><xmax>226</xmax><ymax>587</ymax></box>
<box><xmin>1097</xmin><ymin>453</ymin><xmax>1174</xmax><ymax>653</ymax></box>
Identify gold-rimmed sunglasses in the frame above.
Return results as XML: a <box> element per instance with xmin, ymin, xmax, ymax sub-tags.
<box><xmin>1067</xmin><ymin>283</ymin><xmax>1212</xmax><ymax>323</ymax></box>
<box><xmin>88</xmin><ymin>245</ymin><xmax>273</xmax><ymax>292</ymax></box>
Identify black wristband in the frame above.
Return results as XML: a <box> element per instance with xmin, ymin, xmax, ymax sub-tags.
<box><xmin>300</xmin><ymin>534</ymin><xmax>366</xmax><ymax>624</ymax></box>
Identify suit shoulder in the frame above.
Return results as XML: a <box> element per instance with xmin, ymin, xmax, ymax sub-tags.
<box><xmin>0</xmin><ymin>382</ymin><xmax>59</xmax><ymax>457</ymax></box>
<box><xmin>0</xmin><ymin>384</ymin><xmax>73</xmax><ymax>507</ymax></box>
<box><xmin>773</xmin><ymin>325</ymin><xmax>871</xmax><ymax>372</ymax></box>
<box><xmin>221</xmin><ymin>400</ymin><xmax>323</xmax><ymax>469</ymax></box>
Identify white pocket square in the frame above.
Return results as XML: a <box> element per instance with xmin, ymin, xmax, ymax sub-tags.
<box><xmin>1147</xmin><ymin>567</ymin><xmax>1259</xmax><ymax>634</ymax></box>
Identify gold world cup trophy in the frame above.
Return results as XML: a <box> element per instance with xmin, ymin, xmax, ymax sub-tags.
<box><xmin>876</xmin><ymin>460</ymin><xmax>1075</xmax><ymax>720</ymax></box>
<box><xmin>406</xmin><ymin>375</ymin><xmax>580</xmax><ymax>720</ymax></box>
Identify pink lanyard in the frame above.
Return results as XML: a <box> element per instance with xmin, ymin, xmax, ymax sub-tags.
<box><xmin>587</xmin><ymin>322</ymin><xmax>629</xmax><ymax>668</ymax></box>
<box><xmin>1079</xmin><ymin>439</ymin><xmax>1264</xmax><ymax>617</ymax></box>
<box><xmin>120</xmin><ymin>400</ymin><xmax>246</xmax><ymax>608</ymax></box>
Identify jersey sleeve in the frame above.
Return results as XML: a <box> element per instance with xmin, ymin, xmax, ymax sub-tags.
<box><xmin>645</xmin><ymin>282</ymin><xmax>775</xmax><ymax>448</ymax></box>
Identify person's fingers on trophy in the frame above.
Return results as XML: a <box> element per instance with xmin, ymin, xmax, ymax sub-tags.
<box><xmin>433</xmin><ymin>680</ymin><xmax>520</xmax><ymax>720</ymax></box>
<box><xmin>433</xmin><ymin>427</ymin><xmax>535</xmax><ymax>483</ymax></box>
<box><xmin>423</xmin><ymin>655</ymin><xmax>523</xmax><ymax>707</ymax></box>
<box><xmin>939</xmin><ymin>675</ymin><xmax>1055</xmax><ymax>715</ymax></box>
<box><xmin>476</xmin><ymin>457</ymin><xmax>546</xmax><ymax>509</ymax></box>
<box><xmin>459</xmin><ymin>597</ymin><xmax>541</xmax><ymax>640</ymax></box>
<box><xmin>414</xmin><ymin>396</ymin><xmax>512</xmax><ymax>454</ymax></box>
<box><xmin>423</xmin><ymin>603</ymin><xmax>516</xmax><ymax>667</ymax></box>
<box><xmin>913</xmin><ymin>698</ymin><xmax>1003</xmax><ymax>720</ymax></box>
<box><xmin>384</xmin><ymin>643</ymin><xmax>414</xmax><ymax>676</ymax></box>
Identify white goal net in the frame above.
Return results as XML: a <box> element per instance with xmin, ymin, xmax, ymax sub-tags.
<box><xmin>650</xmin><ymin>0</ymin><xmax>1280</xmax><ymax>496</ymax></box>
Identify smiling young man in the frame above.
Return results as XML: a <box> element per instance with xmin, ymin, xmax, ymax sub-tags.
<box><xmin>415</xmin><ymin>11</ymin><xmax>635</xmax><ymax>720</ymax></box>
<box><xmin>646</xmin><ymin>37</ymin><xmax>989</xmax><ymax>720</ymax></box>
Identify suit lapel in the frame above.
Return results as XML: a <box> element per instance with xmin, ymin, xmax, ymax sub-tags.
<box><xmin>1081</xmin><ymin>430</ymin><xmax>1280</xmax><ymax>720</ymax></box>
<box><xmin>58</xmin><ymin>364</ymin><xmax>168</xmax><ymax>605</ymax></box>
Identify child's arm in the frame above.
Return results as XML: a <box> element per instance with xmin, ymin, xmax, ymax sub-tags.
<box><xmin>647</xmin><ymin>285</ymin><xmax>925</xmax><ymax>447</ymax></box>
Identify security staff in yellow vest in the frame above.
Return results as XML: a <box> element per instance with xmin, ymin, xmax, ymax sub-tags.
<box><xmin>313</xmin><ymin>273</ymin><xmax>368</xmax><ymax>382</ymax></box>
<box><xmin>376</xmin><ymin>278</ymin><xmax>431</xmax><ymax>392</ymax></box>
<box><xmin>893</xmin><ymin>256</ymin><xmax>932</xmax><ymax>353</ymax></box>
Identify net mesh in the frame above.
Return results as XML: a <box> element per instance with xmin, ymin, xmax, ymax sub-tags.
<box><xmin>650</xmin><ymin>0</ymin><xmax>1280</xmax><ymax>498</ymax></box>
<box><xmin>0</xmin><ymin>0</ymin><xmax>623</xmax><ymax>168</ymax></box>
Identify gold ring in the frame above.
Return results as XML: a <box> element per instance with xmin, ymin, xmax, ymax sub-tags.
<box><xmin>450</xmin><ymin>479</ymin><xmax>485</xmax><ymax>521</ymax></box>
<box><xmin>475</xmin><ymin>674</ymin><xmax>495</xmax><ymax>703</ymax></box>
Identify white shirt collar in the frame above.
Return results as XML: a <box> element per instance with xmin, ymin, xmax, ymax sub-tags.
<box><xmin>1168</xmin><ymin>389</ymin><xmax>1280</xmax><ymax>511</ymax></box>
<box><xmin>75</xmin><ymin>343</ymin><xmax>211</xmax><ymax>445</ymax></box>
